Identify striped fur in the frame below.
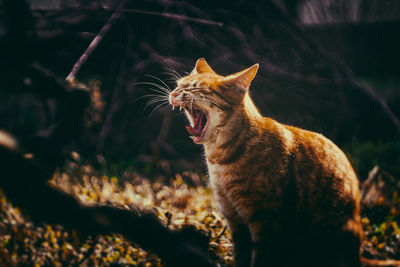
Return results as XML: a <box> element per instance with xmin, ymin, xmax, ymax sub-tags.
<box><xmin>169</xmin><ymin>59</ymin><xmax>399</xmax><ymax>267</ymax></box>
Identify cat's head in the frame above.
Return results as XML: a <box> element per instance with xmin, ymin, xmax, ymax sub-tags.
<box><xmin>169</xmin><ymin>58</ymin><xmax>259</xmax><ymax>144</ymax></box>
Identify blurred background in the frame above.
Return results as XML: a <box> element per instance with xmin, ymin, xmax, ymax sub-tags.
<box><xmin>1</xmin><ymin>0</ymin><xmax>399</xmax><ymax>180</ymax></box>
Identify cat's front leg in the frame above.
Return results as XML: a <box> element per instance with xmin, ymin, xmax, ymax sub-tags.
<box><xmin>228</xmin><ymin>220</ymin><xmax>252</xmax><ymax>267</ymax></box>
<box><xmin>249</xmin><ymin>221</ymin><xmax>286</xmax><ymax>267</ymax></box>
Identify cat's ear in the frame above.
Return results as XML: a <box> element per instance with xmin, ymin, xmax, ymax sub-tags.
<box><xmin>221</xmin><ymin>63</ymin><xmax>259</xmax><ymax>92</ymax></box>
<box><xmin>193</xmin><ymin>58</ymin><xmax>216</xmax><ymax>74</ymax></box>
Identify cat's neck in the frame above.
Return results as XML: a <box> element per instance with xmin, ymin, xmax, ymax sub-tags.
<box><xmin>243</xmin><ymin>92</ymin><xmax>263</xmax><ymax>121</ymax></box>
<box><xmin>203</xmin><ymin>92</ymin><xmax>264</xmax><ymax>163</ymax></box>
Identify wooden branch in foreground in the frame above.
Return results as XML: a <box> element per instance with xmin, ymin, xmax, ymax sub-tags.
<box><xmin>0</xmin><ymin>143</ymin><xmax>214</xmax><ymax>267</ymax></box>
<box><xmin>0</xmin><ymin>1</ymin><xmax>207</xmax><ymax>265</ymax></box>
<box><xmin>0</xmin><ymin>56</ymin><xmax>215</xmax><ymax>266</ymax></box>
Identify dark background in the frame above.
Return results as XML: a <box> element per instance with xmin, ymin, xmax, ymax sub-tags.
<box><xmin>1</xmin><ymin>0</ymin><xmax>399</xmax><ymax>179</ymax></box>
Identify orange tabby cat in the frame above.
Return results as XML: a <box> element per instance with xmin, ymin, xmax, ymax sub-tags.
<box><xmin>169</xmin><ymin>58</ymin><xmax>400</xmax><ymax>267</ymax></box>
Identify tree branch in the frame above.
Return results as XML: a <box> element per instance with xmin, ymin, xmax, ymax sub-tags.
<box><xmin>65</xmin><ymin>0</ymin><xmax>130</xmax><ymax>83</ymax></box>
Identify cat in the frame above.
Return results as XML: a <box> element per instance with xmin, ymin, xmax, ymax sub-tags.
<box><xmin>168</xmin><ymin>58</ymin><xmax>400</xmax><ymax>267</ymax></box>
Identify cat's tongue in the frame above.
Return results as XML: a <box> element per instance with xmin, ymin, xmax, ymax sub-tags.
<box><xmin>186</xmin><ymin>125</ymin><xmax>201</xmax><ymax>136</ymax></box>
<box><xmin>186</xmin><ymin>110</ymin><xmax>204</xmax><ymax>137</ymax></box>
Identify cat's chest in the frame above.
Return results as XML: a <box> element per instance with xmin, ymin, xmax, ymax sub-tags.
<box><xmin>206</xmin><ymin>158</ymin><xmax>286</xmax><ymax>222</ymax></box>
<box><xmin>207</xmin><ymin>161</ymin><xmax>249</xmax><ymax>219</ymax></box>
<box><xmin>207</xmin><ymin>162</ymin><xmax>233</xmax><ymax>190</ymax></box>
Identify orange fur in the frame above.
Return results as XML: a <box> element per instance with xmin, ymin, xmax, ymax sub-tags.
<box><xmin>169</xmin><ymin>58</ymin><xmax>400</xmax><ymax>267</ymax></box>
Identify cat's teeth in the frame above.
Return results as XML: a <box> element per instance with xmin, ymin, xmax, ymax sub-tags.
<box><xmin>172</xmin><ymin>106</ymin><xmax>175</xmax><ymax>110</ymax></box>
<box><xmin>179</xmin><ymin>106</ymin><xmax>182</xmax><ymax>111</ymax></box>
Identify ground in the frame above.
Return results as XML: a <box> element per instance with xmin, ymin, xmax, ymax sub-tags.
<box><xmin>0</xmin><ymin>163</ymin><xmax>399</xmax><ymax>266</ymax></box>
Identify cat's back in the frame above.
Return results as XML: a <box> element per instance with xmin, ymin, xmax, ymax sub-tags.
<box><xmin>281</xmin><ymin>121</ymin><xmax>357</xmax><ymax>183</ymax></box>
<box><xmin>259</xmin><ymin>117</ymin><xmax>356</xmax><ymax>178</ymax></box>
<box><xmin>269</xmin><ymin>120</ymin><xmax>360</xmax><ymax>223</ymax></box>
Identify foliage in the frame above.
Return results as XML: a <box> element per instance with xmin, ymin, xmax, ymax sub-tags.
<box><xmin>345</xmin><ymin>141</ymin><xmax>400</xmax><ymax>179</ymax></box>
<box><xmin>0</xmin><ymin>163</ymin><xmax>399</xmax><ymax>265</ymax></box>
<box><xmin>0</xmin><ymin>165</ymin><xmax>230</xmax><ymax>266</ymax></box>
<box><xmin>361</xmin><ymin>190</ymin><xmax>400</xmax><ymax>260</ymax></box>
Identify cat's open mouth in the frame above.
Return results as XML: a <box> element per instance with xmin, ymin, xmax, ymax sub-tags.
<box><xmin>184</xmin><ymin>107</ymin><xmax>209</xmax><ymax>143</ymax></box>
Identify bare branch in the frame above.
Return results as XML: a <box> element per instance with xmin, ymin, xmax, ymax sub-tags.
<box><xmin>65</xmin><ymin>0</ymin><xmax>130</xmax><ymax>83</ymax></box>
<box><xmin>354</xmin><ymin>80</ymin><xmax>400</xmax><ymax>133</ymax></box>
<box><xmin>120</xmin><ymin>8</ymin><xmax>223</xmax><ymax>26</ymax></box>
<box><xmin>26</xmin><ymin>7</ymin><xmax>224</xmax><ymax>27</ymax></box>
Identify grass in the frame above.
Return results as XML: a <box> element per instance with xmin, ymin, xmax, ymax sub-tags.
<box><xmin>0</xmin><ymin>161</ymin><xmax>399</xmax><ymax>266</ymax></box>
<box><xmin>344</xmin><ymin>140</ymin><xmax>400</xmax><ymax>180</ymax></box>
<box><xmin>0</xmin><ymin>164</ymin><xmax>231</xmax><ymax>266</ymax></box>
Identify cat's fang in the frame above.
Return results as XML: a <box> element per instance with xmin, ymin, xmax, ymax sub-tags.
<box><xmin>189</xmin><ymin>135</ymin><xmax>200</xmax><ymax>142</ymax></box>
<box><xmin>184</xmin><ymin>108</ymin><xmax>208</xmax><ymax>143</ymax></box>
<box><xmin>172</xmin><ymin>105</ymin><xmax>175</xmax><ymax>110</ymax></box>
<box><xmin>179</xmin><ymin>106</ymin><xmax>182</xmax><ymax>111</ymax></box>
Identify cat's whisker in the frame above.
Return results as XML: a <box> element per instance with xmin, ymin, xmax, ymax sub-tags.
<box><xmin>145</xmin><ymin>75</ymin><xmax>172</xmax><ymax>93</ymax></box>
<box><xmin>150</xmin><ymin>89</ymin><xmax>170</xmax><ymax>97</ymax></box>
<box><xmin>143</xmin><ymin>93</ymin><xmax>169</xmax><ymax>108</ymax></box>
<box><xmin>136</xmin><ymin>82</ymin><xmax>171</xmax><ymax>95</ymax></box>
<box><xmin>145</xmin><ymin>95</ymin><xmax>169</xmax><ymax>104</ymax></box>
<box><xmin>195</xmin><ymin>92</ymin><xmax>207</xmax><ymax>101</ymax></box>
<box><xmin>185</xmin><ymin>87</ymin><xmax>203</xmax><ymax>91</ymax></box>
<box><xmin>150</xmin><ymin>86</ymin><xmax>170</xmax><ymax>96</ymax></box>
<box><xmin>145</xmin><ymin>101</ymin><xmax>163</xmax><ymax>110</ymax></box>
<box><xmin>165</xmin><ymin>67</ymin><xmax>182</xmax><ymax>80</ymax></box>
<box><xmin>148</xmin><ymin>102</ymin><xmax>170</xmax><ymax>117</ymax></box>
<box><xmin>190</xmin><ymin>94</ymin><xmax>195</xmax><ymax>111</ymax></box>
<box><xmin>161</xmin><ymin>71</ymin><xmax>180</xmax><ymax>82</ymax></box>
<box><xmin>136</xmin><ymin>74</ymin><xmax>175</xmax><ymax>116</ymax></box>
<box><xmin>145</xmin><ymin>98</ymin><xmax>169</xmax><ymax>107</ymax></box>
<box><xmin>191</xmin><ymin>95</ymin><xmax>223</xmax><ymax>109</ymax></box>
<box><xmin>145</xmin><ymin>98</ymin><xmax>167</xmax><ymax>110</ymax></box>
<box><xmin>135</xmin><ymin>81</ymin><xmax>168</xmax><ymax>89</ymax></box>
<box><xmin>204</xmin><ymin>99</ymin><xmax>222</xmax><ymax>108</ymax></box>
<box><xmin>165</xmin><ymin>77</ymin><xmax>179</xmax><ymax>82</ymax></box>
<box><xmin>137</xmin><ymin>94</ymin><xmax>169</xmax><ymax>101</ymax></box>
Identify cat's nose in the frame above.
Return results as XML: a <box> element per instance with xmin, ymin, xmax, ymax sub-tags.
<box><xmin>169</xmin><ymin>91</ymin><xmax>180</xmax><ymax>106</ymax></box>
